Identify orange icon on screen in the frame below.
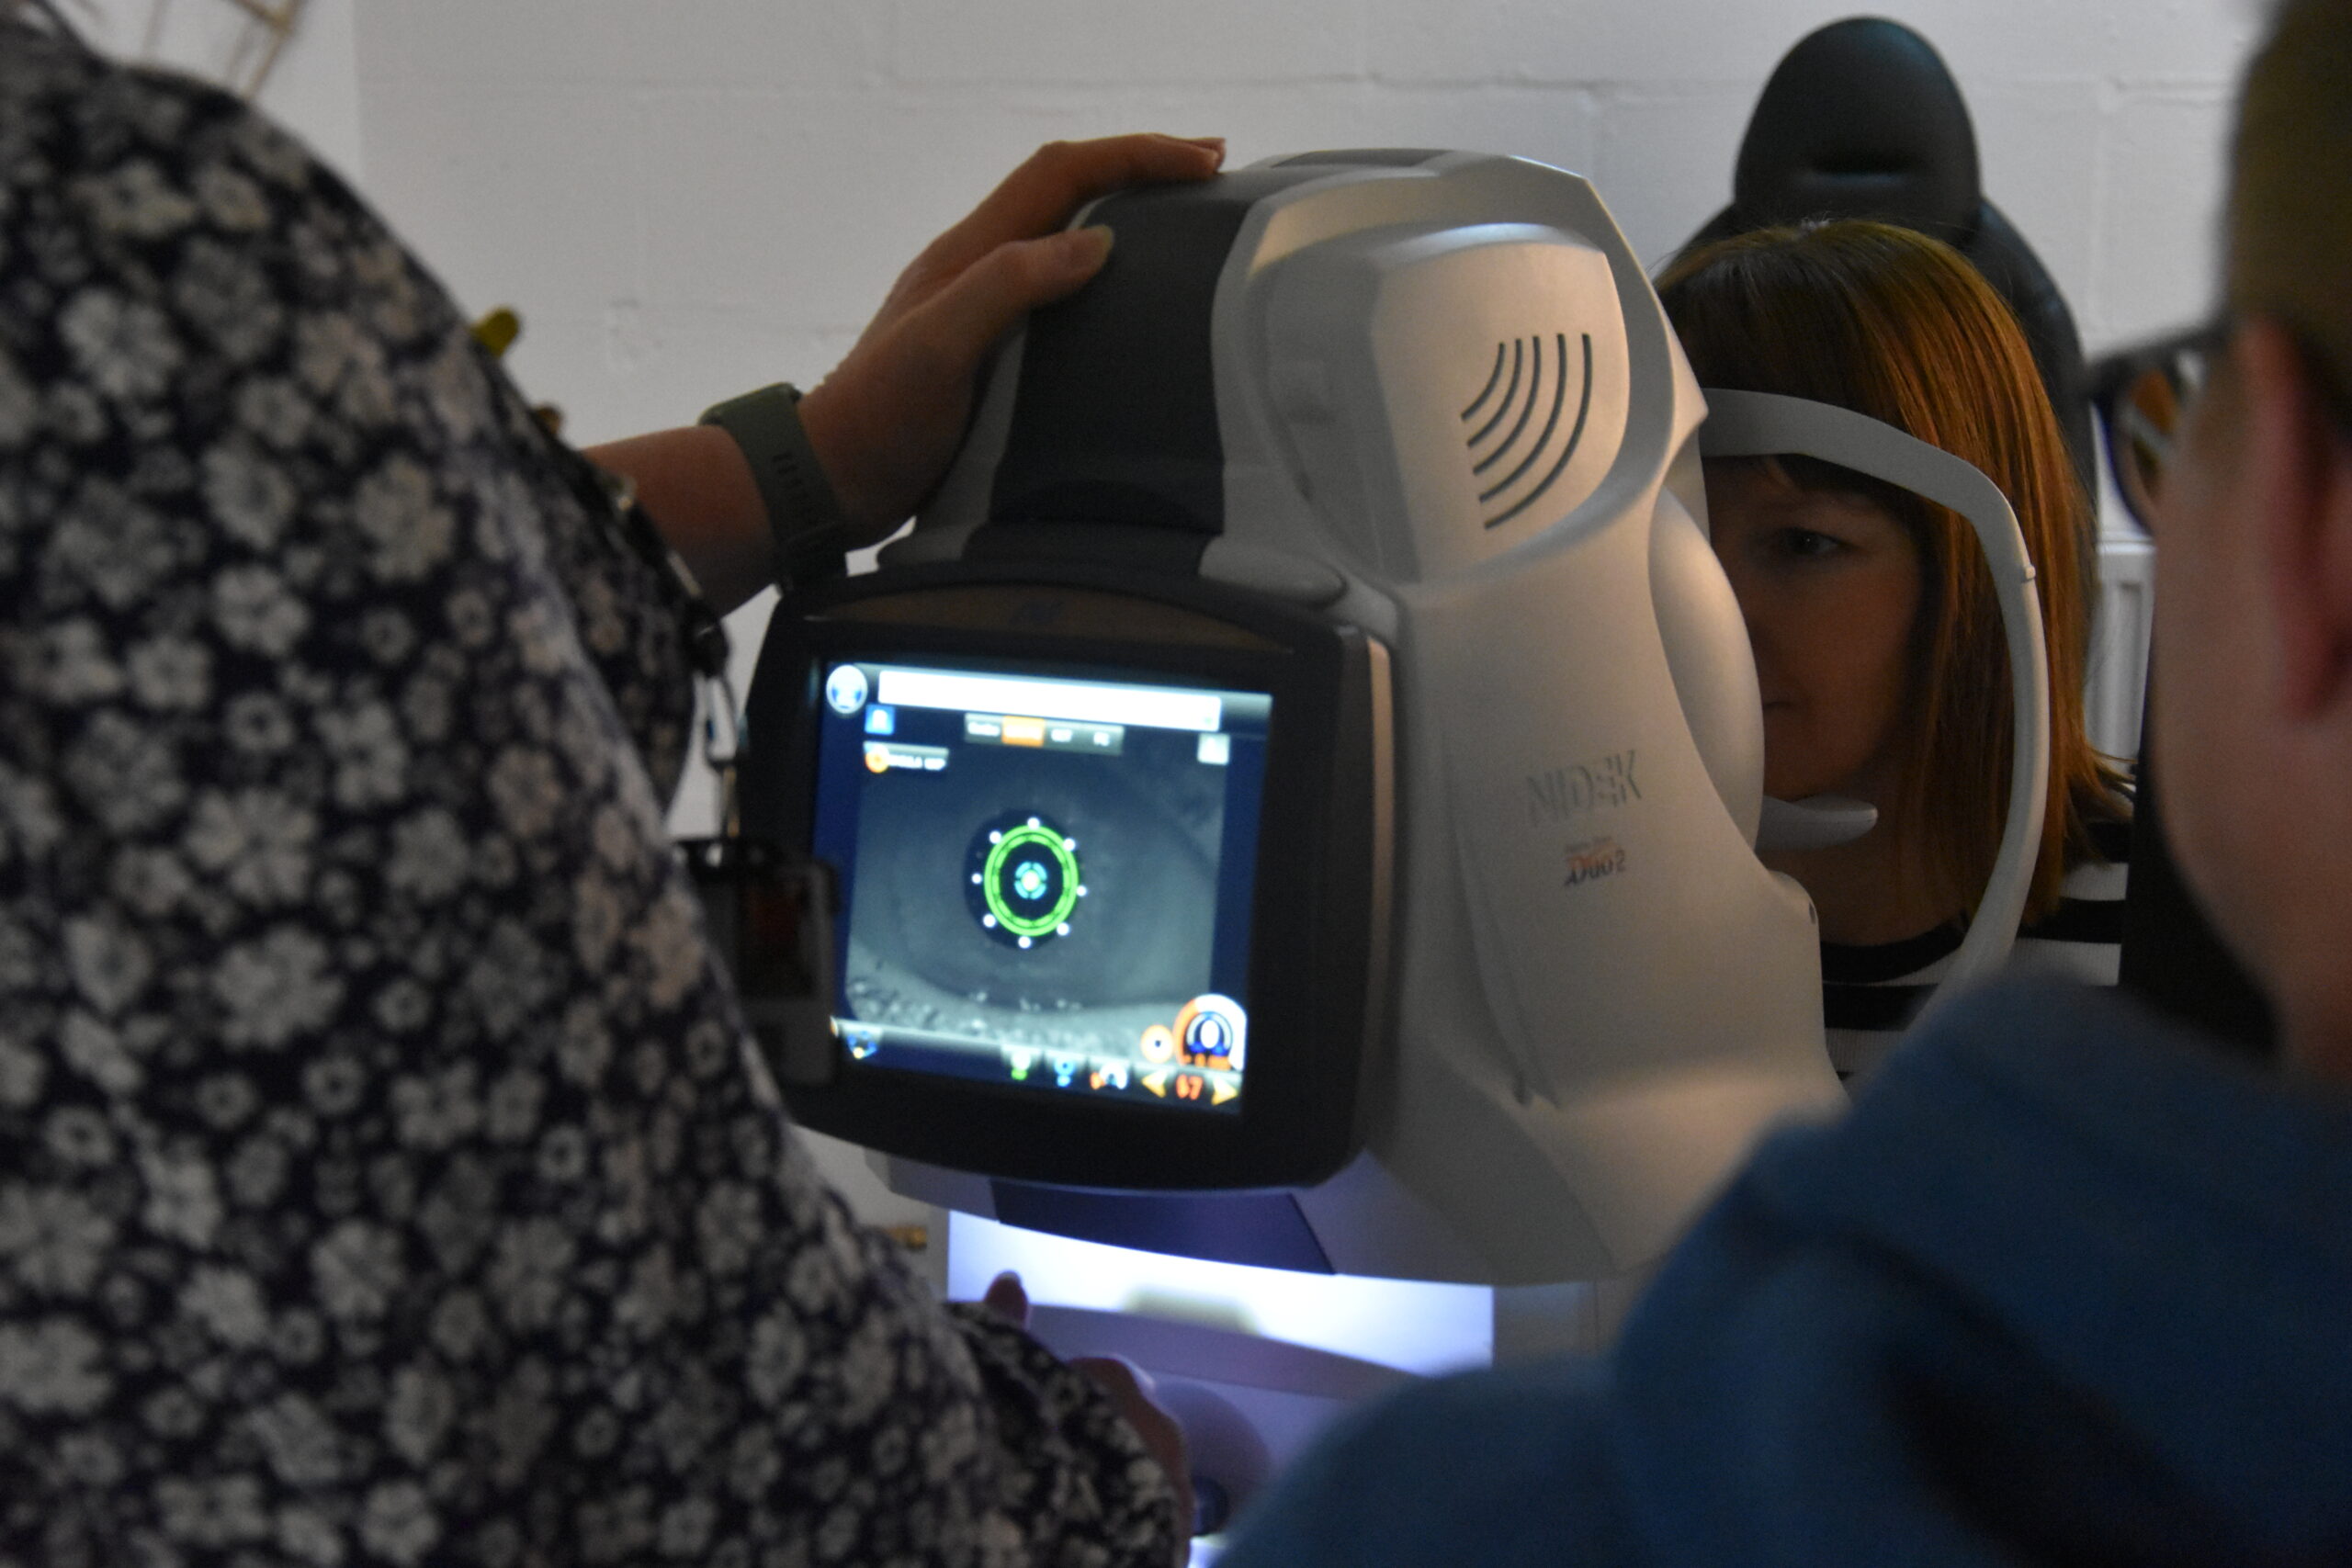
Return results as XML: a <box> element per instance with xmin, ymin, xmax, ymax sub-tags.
<box><xmin>1172</xmin><ymin>994</ymin><xmax>1247</xmax><ymax>1069</ymax></box>
<box><xmin>864</xmin><ymin>747</ymin><xmax>891</xmax><ymax>774</ymax></box>
<box><xmin>1142</xmin><ymin>1069</ymin><xmax>1169</xmax><ymax>1098</ymax></box>
<box><xmin>1002</xmin><ymin>716</ymin><xmax>1046</xmax><ymax>747</ymax></box>
<box><xmin>1138</xmin><ymin>1025</ymin><xmax>1176</xmax><ymax>1064</ymax></box>
<box><xmin>1173</xmin><ymin>1073</ymin><xmax>1204</xmax><ymax>1101</ymax></box>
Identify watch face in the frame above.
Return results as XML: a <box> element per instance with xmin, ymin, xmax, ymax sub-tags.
<box><xmin>811</xmin><ymin>659</ymin><xmax>1269</xmax><ymax>1117</ymax></box>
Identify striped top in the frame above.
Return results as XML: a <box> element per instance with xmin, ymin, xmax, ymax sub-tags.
<box><xmin>1823</xmin><ymin>815</ymin><xmax>2132</xmax><ymax>1080</ymax></box>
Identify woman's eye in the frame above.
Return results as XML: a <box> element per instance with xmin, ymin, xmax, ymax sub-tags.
<box><xmin>1775</xmin><ymin>528</ymin><xmax>1843</xmax><ymax>559</ymax></box>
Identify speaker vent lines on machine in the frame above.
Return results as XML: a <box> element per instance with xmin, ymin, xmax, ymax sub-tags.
<box><xmin>1462</xmin><ymin>333</ymin><xmax>1596</xmax><ymax>529</ymax></box>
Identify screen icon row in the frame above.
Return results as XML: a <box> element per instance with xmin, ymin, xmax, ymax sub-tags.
<box><xmin>965</xmin><ymin>712</ymin><xmax>1126</xmax><ymax>756</ymax></box>
<box><xmin>997</xmin><ymin>1047</ymin><xmax>1237</xmax><ymax>1107</ymax></box>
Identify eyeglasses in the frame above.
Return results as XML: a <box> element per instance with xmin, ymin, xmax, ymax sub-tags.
<box><xmin>2086</xmin><ymin>320</ymin><xmax>2231</xmax><ymax>536</ymax></box>
<box><xmin>2090</xmin><ymin>316</ymin><xmax>2352</xmax><ymax>536</ymax></box>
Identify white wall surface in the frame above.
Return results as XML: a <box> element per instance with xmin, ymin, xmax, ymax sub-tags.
<box><xmin>346</xmin><ymin>0</ymin><xmax>2264</xmax><ymax>454</ymax></box>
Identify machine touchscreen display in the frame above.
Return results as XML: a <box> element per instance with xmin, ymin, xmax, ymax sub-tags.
<box><xmin>809</xmin><ymin>658</ymin><xmax>1269</xmax><ymax>1113</ymax></box>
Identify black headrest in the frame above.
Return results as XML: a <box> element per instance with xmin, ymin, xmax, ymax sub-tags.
<box><xmin>1683</xmin><ymin>16</ymin><xmax>2098</xmax><ymax>549</ymax></box>
<box><xmin>1730</xmin><ymin>17</ymin><xmax>1980</xmax><ymax>243</ymax></box>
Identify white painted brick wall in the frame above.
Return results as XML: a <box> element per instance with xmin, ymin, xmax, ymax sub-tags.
<box><xmin>348</xmin><ymin>0</ymin><xmax>2261</xmax><ymax>449</ymax></box>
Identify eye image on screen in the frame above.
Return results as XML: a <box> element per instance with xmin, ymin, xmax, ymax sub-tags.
<box><xmin>809</xmin><ymin>660</ymin><xmax>1266</xmax><ymax>1113</ymax></box>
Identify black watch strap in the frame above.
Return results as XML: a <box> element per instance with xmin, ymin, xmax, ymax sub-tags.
<box><xmin>698</xmin><ymin>381</ymin><xmax>854</xmax><ymax>586</ymax></box>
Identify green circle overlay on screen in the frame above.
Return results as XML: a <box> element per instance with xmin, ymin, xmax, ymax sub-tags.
<box><xmin>982</xmin><ymin>823</ymin><xmax>1080</xmax><ymax>939</ymax></box>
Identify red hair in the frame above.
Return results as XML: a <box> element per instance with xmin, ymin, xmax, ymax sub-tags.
<box><xmin>1658</xmin><ymin>220</ymin><xmax>2129</xmax><ymax>922</ymax></box>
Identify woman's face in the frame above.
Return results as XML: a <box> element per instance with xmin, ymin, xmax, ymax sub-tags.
<box><xmin>1706</xmin><ymin>461</ymin><xmax>1925</xmax><ymax>805</ymax></box>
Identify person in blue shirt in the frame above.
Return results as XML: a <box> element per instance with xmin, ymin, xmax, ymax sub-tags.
<box><xmin>1219</xmin><ymin>0</ymin><xmax>2352</xmax><ymax>1560</ymax></box>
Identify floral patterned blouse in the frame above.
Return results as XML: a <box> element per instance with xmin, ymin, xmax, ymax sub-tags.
<box><xmin>0</xmin><ymin>23</ymin><xmax>1179</xmax><ymax>1566</ymax></box>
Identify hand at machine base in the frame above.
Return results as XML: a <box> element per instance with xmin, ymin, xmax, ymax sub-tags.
<box><xmin>798</xmin><ymin>135</ymin><xmax>1226</xmax><ymax>543</ymax></box>
<box><xmin>983</xmin><ymin>1271</ymin><xmax>1197</xmax><ymax>1555</ymax></box>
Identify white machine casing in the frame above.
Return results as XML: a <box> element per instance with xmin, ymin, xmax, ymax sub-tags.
<box><xmin>883</xmin><ymin>151</ymin><xmax>1849</xmax><ymax>1284</ymax></box>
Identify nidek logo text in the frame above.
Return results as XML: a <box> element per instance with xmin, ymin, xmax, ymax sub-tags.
<box><xmin>1526</xmin><ymin>750</ymin><xmax>1640</xmax><ymax>827</ymax></box>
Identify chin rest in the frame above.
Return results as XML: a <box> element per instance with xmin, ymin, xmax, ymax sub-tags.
<box><xmin>1683</xmin><ymin>17</ymin><xmax>2097</xmax><ymax>506</ymax></box>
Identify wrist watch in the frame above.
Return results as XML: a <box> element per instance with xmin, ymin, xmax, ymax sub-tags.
<box><xmin>698</xmin><ymin>381</ymin><xmax>854</xmax><ymax>586</ymax></box>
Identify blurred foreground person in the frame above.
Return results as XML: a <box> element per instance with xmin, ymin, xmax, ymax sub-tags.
<box><xmin>0</xmin><ymin>10</ymin><xmax>1213</xmax><ymax>1562</ymax></box>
